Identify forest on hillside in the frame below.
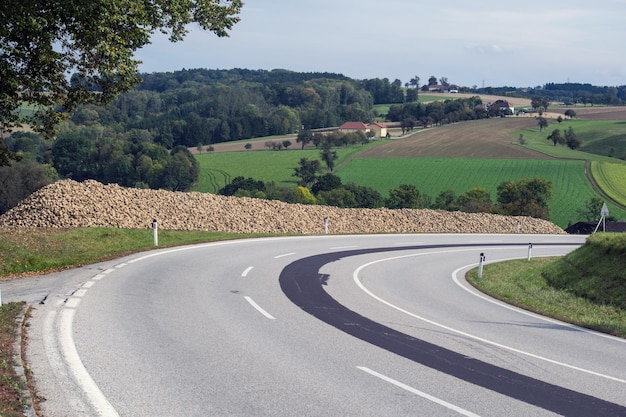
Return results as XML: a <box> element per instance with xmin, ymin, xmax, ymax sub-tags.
<box><xmin>3</xmin><ymin>68</ymin><xmax>625</xmax><ymax>216</ymax></box>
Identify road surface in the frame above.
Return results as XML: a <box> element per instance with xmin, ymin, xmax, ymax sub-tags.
<box><xmin>4</xmin><ymin>233</ymin><xmax>625</xmax><ymax>416</ymax></box>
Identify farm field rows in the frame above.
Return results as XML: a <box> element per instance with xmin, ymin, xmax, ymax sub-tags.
<box><xmin>337</xmin><ymin>158</ymin><xmax>625</xmax><ymax>228</ymax></box>
<box><xmin>590</xmin><ymin>162</ymin><xmax>626</xmax><ymax>207</ymax></box>
<box><xmin>193</xmin><ymin>111</ymin><xmax>626</xmax><ymax>229</ymax></box>
<box><xmin>194</xmin><ymin>144</ymin><xmax>374</xmax><ymax>193</ymax></box>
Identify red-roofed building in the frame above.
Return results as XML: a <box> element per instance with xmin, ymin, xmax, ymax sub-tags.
<box><xmin>338</xmin><ymin>121</ymin><xmax>369</xmax><ymax>133</ymax></box>
<box><xmin>368</xmin><ymin>122</ymin><xmax>388</xmax><ymax>138</ymax></box>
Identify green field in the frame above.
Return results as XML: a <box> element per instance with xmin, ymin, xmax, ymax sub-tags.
<box><xmin>195</xmin><ymin>148</ymin><xmax>626</xmax><ymax>227</ymax></box>
<box><xmin>194</xmin><ymin>144</ymin><xmax>376</xmax><ymax>193</ymax></box>
<box><xmin>337</xmin><ymin>158</ymin><xmax>625</xmax><ymax>227</ymax></box>
<box><xmin>193</xmin><ymin>113</ymin><xmax>626</xmax><ymax>229</ymax></box>
<box><xmin>516</xmin><ymin>119</ymin><xmax>626</xmax><ymax>162</ymax></box>
<box><xmin>591</xmin><ymin>162</ymin><xmax>626</xmax><ymax>206</ymax></box>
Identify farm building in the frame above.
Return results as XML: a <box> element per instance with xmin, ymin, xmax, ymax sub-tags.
<box><xmin>427</xmin><ymin>84</ymin><xmax>459</xmax><ymax>93</ymax></box>
<box><xmin>338</xmin><ymin>121</ymin><xmax>370</xmax><ymax>133</ymax></box>
<box><xmin>488</xmin><ymin>99</ymin><xmax>515</xmax><ymax>115</ymax></box>
<box><xmin>368</xmin><ymin>122</ymin><xmax>388</xmax><ymax>138</ymax></box>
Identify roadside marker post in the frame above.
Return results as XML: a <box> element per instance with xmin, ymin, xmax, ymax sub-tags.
<box><xmin>324</xmin><ymin>217</ymin><xmax>329</xmax><ymax>235</ymax></box>
<box><xmin>152</xmin><ymin>219</ymin><xmax>158</xmax><ymax>246</ymax></box>
<box><xmin>478</xmin><ymin>253</ymin><xmax>486</xmax><ymax>278</ymax></box>
<box><xmin>527</xmin><ymin>243</ymin><xmax>533</xmax><ymax>261</ymax></box>
<box><xmin>594</xmin><ymin>203</ymin><xmax>609</xmax><ymax>233</ymax></box>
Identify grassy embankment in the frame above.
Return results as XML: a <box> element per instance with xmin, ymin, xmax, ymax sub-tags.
<box><xmin>0</xmin><ymin>302</ymin><xmax>28</xmax><ymax>417</ymax></box>
<box><xmin>467</xmin><ymin>233</ymin><xmax>626</xmax><ymax>337</ymax></box>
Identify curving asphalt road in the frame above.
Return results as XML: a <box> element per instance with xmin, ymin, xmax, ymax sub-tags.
<box><xmin>5</xmin><ymin>233</ymin><xmax>626</xmax><ymax>416</ymax></box>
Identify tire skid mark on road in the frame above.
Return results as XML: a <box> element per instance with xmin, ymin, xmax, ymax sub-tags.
<box><xmin>355</xmin><ymin>250</ymin><xmax>626</xmax><ymax>384</ymax></box>
<box><xmin>279</xmin><ymin>242</ymin><xmax>626</xmax><ymax>417</ymax></box>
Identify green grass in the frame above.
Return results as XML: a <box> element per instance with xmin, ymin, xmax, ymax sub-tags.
<box><xmin>336</xmin><ymin>158</ymin><xmax>626</xmax><ymax>228</ymax></box>
<box><xmin>193</xmin><ymin>144</ymin><xmax>378</xmax><ymax>193</ymax></box>
<box><xmin>193</xmin><ymin>145</ymin><xmax>626</xmax><ymax>228</ymax></box>
<box><xmin>516</xmin><ymin>119</ymin><xmax>626</xmax><ymax>162</ymax></box>
<box><xmin>0</xmin><ymin>228</ymin><xmax>278</xmax><ymax>277</ymax></box>
<box><xmin>0</xmin><ymin>302</ymin><xmax>28</xmax><ymax>417</ymax></box>
<box><xmin>467</xmin><ymin>233</ymin><xmax>626</xmax><ymax>337</ymax></box>
<box><xmin>590</xmin><ymin>162</ymin><xmax>626</xmax><ymax>206</ymax></box>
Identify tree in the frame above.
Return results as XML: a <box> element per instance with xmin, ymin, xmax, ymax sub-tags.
<box><xmin>456</xmin><ymin>187</ymin><xmax>493</xmax><ymax>213</ymax></box>
<box><xmin>433</xmin><ymin>189</ymin><xmax>458</xmax><ymax>211</ymax></box>
<box><xmin>317</xmin><ymin>188</ymin><xmax>357</xmax><ymax>208</ymax></box>
<box><xmin>531</xmin><ymin>96</ymin><xmax>549</xmax><ymax>112</ymax></box>
<box><xmin>219</xmin><ymin>176</ymin><xmax>265</xmax><ymax>196</ymax></box>
<box><xmin>409</xmin><ymin>76</ymin><xmax>420</xmax><ymax>89</ymax></box>
<box><xmin>0</xmin><ymin>0</ymin><xmax>243</xmax><ymax>164</ymax></box>
<box><xmin>320</xmin><ymin>143</ymin><xmax>338</xmax><ymax>172</ymax></box>
<box><xmin>0</xmin><ymin>161</ymin><xmax>58</xmax><ymax>214</ymax></box>
<box><xmin>428</xmin><ymin>76</ymin><xmax>438</xmax><ymax>86</ymax></box>
<box><xmin>497</xmin><ymin>178</ymin><xmax>552</xmax><ymax>219</ymax></box>
<box><xmin>343</xmin><ymin>183</ymin><xmax>384</xmax><ymax>208</ymax></box>
<box><xmin>385</xmin><ymin>184</ymin><xmax>421</xmax><ymax>209</ymax></box>
<box><xmin>311</xmin><ymin>173</ymin><xmax>342</xmax><ymax>195</ymax></box>
<box><xmin>293</xmin><ymin>158</ymin><xmax>321</xmax><ymax>187</ymax></box>
<box><xmin>537</xmin><ymin>116</ymin><xmax>548</xmax><ymax>132</ymax></box>
<box><xmin>564</xmin><ymin>126</ymin><xmax>581</xmax><ymax>150</ymax></box>
<box><xmin>405</xmin><ymin>88</ymin><xmax>418</xmax><ymax>103</ymax></box>
<box><xmin>296</xmin><ymin>129</ymin><xmax>313</xmax><ymax>150</ymax></box>
<box><xmin>51</xmin><ymin>132</ymin><xmax>93</xmax><ymax>180</ymax></box>
<box><xmin>547</xmin><ymin>128</ymin><xmax>564</xmax><ymax>146</ymax></box>
<box><xmin>400</xmin><ymin>118</ymin><xmax>416</xmax><ymax>134</ymax></box>
<box><xmin>564</xmin><ymin>109</ymin><xmax>577</xmax><ymax>119</ymax></box>
<box><xmin>576</xmin><ymin>197</ymin><xmax>604</xmax><ymax>222</ymax></box>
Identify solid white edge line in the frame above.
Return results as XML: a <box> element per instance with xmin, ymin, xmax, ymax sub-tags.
<box><xmin>60</xmin><ymin>308</ymin><xmax>120</xmax><ymax>417</ymax></box>
<box><xmin>357</xmin><ymin>366</ymin><xmax>481</xmax><ymax>417</ymax></box>
<box><xmin>244</xmin><ymin>296</ymin><xmax>276</xmax><ymax>320</ymax></box>
<box><xmin>452</xmin><ymin>260</ymin><xmax>626</xmax><ymax>345</ymax></box>
<box><xmin>353</xmin><ymin>249</ymin><xmax>626</xmax><ymax>384</ymax></box>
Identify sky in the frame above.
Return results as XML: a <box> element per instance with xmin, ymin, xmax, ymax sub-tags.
<box><xmin>136</xmin><ymin>0</ymin><xmax>626</xmax><ymax>88</ymax></box>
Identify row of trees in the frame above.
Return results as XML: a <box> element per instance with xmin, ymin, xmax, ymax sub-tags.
<box><xmin>386</xmin><ymin>96</ymin><xmax>494</xmax><ymax>128</ymax></box>
<box><xmin>219</xmin><ymin>168</ymin><xmax>554</xmax><ymax>220</ymax></box>
<box><xmin>5</xmin><ymin>129</ymin><xmax>199</xmax><ymax>191</ymax></box>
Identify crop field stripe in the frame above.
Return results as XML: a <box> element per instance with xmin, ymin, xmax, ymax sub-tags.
<box><xmin>336</xmin><ymin>158</ymin><xmax>626</xmax><ymax>228</ymax></box>
<box><xmin>590</xmin><ymin>162</ymin><xmax>626</xmax><ymax>206</ymax></box>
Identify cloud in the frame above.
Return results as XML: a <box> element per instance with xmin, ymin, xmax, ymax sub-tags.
<box><xmin>135</xmin><ymin>1</ymin><xmax>626</xmax><ymax>87</ymax></box>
